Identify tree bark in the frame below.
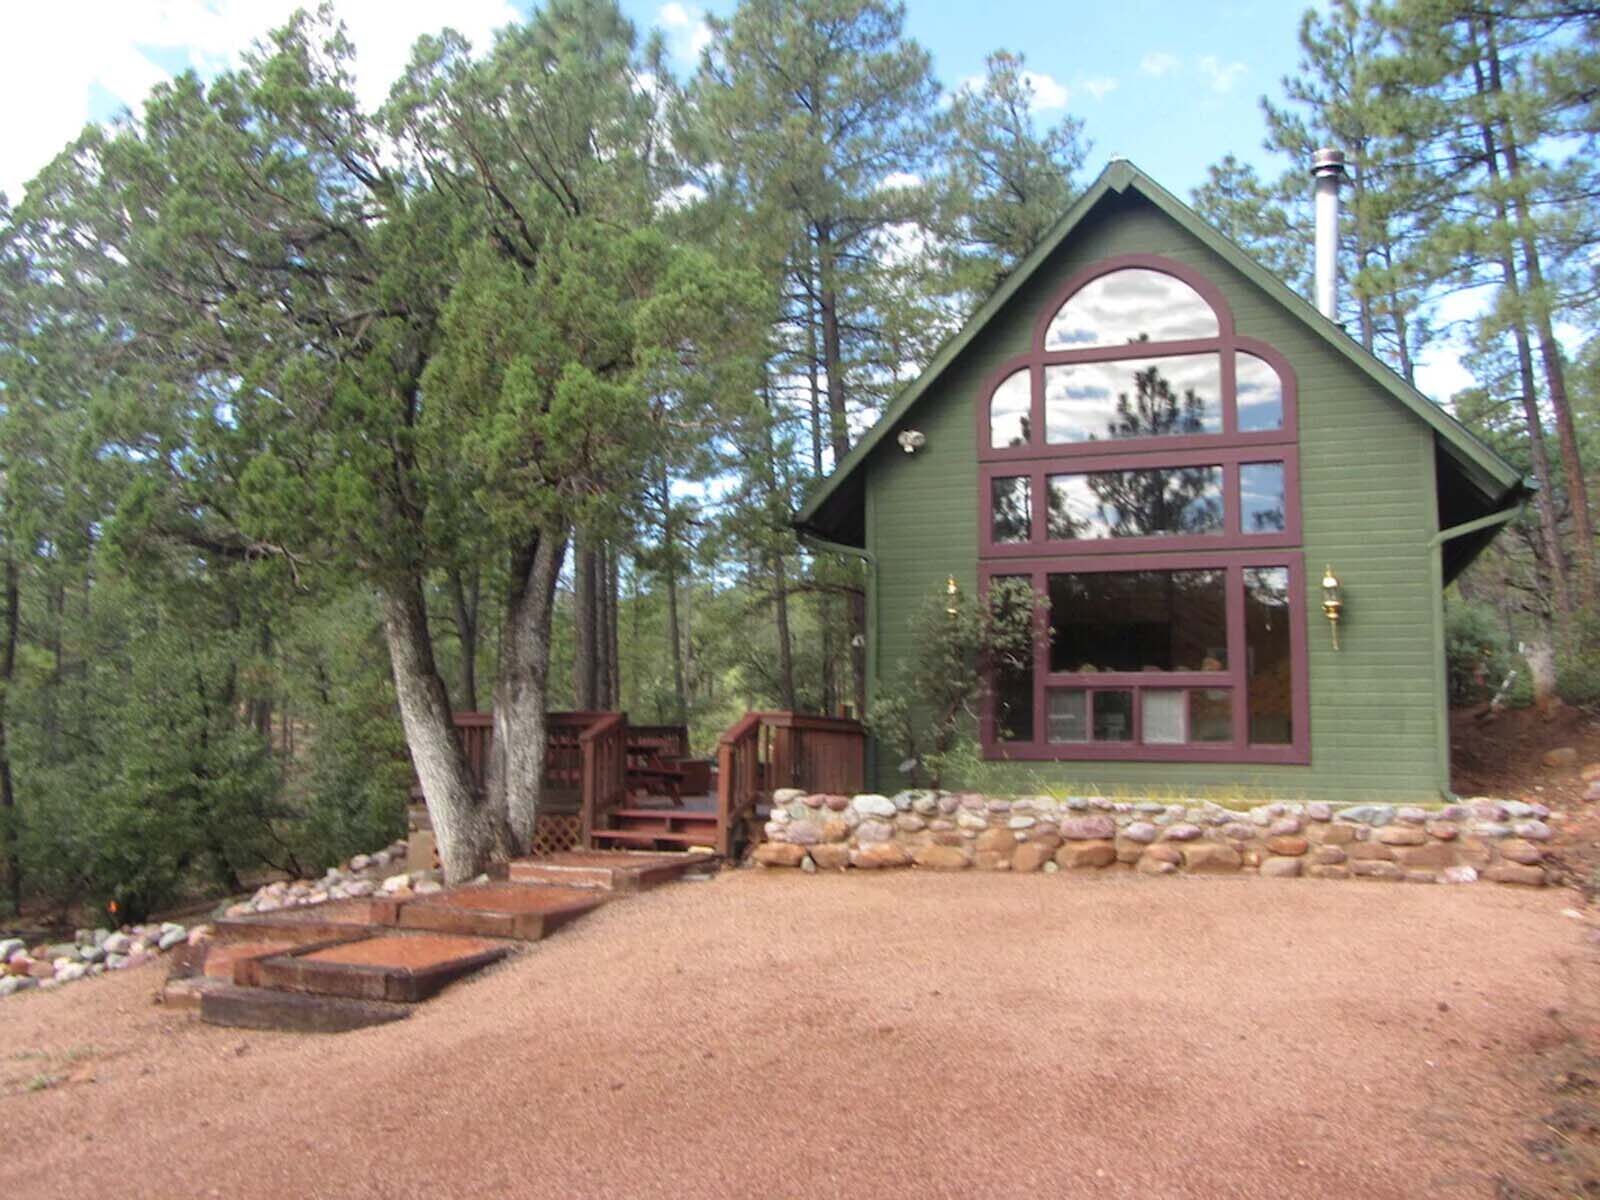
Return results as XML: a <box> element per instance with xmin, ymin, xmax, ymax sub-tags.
<box><xmin>1484</xmin><ymin>21</ymin><xmax>1595</xmax><ymax>604</ymax></box>
<box><xmin>573</xmin><ymin>538</ymin><xmax>599</xmax><ymax>710</ymax></box>
<box><xmin>816</xmin><ymin>224</ymin><xmax>868</xmax><ymax>716</ymax></box>
<box><xmin>489</xmin><ymin>531</ymin><xmax>568</xmax><ymax>848</ymax></box>
<box><xmin>0</xmin><ymin>556</ymin><xmax>18</xmax><ymax>913</ymax></box>
<box><xmin>604</xmin><ymin>548</ymin><xmax>621</xmax><ymax>709</ymax></box>
<box><xmin>1470</xmin><ymin>35</ymin><xmax>1570</xmax><ymax>620</ymax></box>
<box><xmin>447</xmin><ymin>565</ymin><xmax>481</xmax><ymax>712</ymax></box>
<box><xmin>380</xmin><ymin>576</ymin><xmax>498</xmax><ymax>884</ymax></box>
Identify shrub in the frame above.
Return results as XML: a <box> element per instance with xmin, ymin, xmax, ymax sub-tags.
<box><xmin>1444</xmin><ymin>599</ymin><xmax>1522</xmax><ymax>706</ymax></box>
<box><xmin>867</xmin><ymin>578</ymin><xmax>1036</xmax><ymax>788</ymax></box>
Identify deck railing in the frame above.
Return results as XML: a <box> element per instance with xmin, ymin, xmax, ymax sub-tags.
<box><xmin>716</xmin><ymin>712</ymin><xmax>866</xmax><ymax>858</ymax></box>
<box><xmin>626</xmin><ymin>723</ymin><xmax>689</xmax><ymax>762</ymax></box>
<box><xmin>578</xmin><ymin>712</ymin><xmax>629</xmax><ymax>845</ymax></box>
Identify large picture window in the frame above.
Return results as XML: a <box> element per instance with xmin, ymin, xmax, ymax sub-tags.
<box><xmin>978</xmin><ymin>254</ymin><xmax>1308</xmax><ymax>764</ymax></box>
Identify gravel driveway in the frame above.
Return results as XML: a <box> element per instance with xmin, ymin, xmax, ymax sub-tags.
<box><xmin>0</xmin><ymin>872</ymin><xmax>1587</xmax><ymax>1198</ymax></box>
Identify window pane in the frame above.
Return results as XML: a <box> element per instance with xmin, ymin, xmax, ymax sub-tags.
<box><xmin>1047</xmin><ymin>689</ymin><xmax>1088</xmax><ymax>743</ymax></box>
<box><xmin>989</xmin><ymin>368</ymin><xmax>1031</xmax><ymax>448</ymax></box>
<box><xmin>1045</xmin><ymin>268</ymin><xmax>1219</xmax><ymax>350</ymax></box>
<box><xmin>1048</xmin><ymin>466</ymin><xmax>1224</xmax><ymax>540</ymax></box>
<box><xmin>1048</xmin><ymin>570</ymin><xmax>1227</xmax><ymax>673</ymax></box>
<box><xmin>1245</xmin><ymin>567</ymin><xmax>1293</xmax><ymax>744</ymax></box>
<box><xmin>990</xmin><ymin>476</ymin><xmax>1032</xmax><ymax>544</ymax></box>
<box><xmin>1093</xmin><ymin>691</ymin><xmax>1135</xmax><ymax>742</ymax></box>
<box><xmin>1236</xmin><ymin>353</ymin><xmax>1284</xmax><ymax>432</ymax></box>
<box><xmin>1189</xmin><ymin>689</ymin><xmax>1233</xmax><ymax>743</ymax></box>
<box><xmin>1142</xmin><ymin>690</ymin><xmax>1185</xmax><ymax>744</ymax></box>
<box><xmin>1240</xmin><ymin>462</ymin><xmax>1286</xmax><ymax>534</ymax></box>
<box><xmin>993</xmin><ymin>576</ymin><xmax>1033</xmax><ymax>741</ymax></box>
<box><xmin>1045</xmin><ymin>354</ymin><xmax>1222</xmax><ymax>445</ymax></box>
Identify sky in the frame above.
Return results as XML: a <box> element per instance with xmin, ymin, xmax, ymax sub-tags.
<box><xmin>0</xmin><ymin>0</ymin><xmax>1475</xmax><ymax>399</ymax></box>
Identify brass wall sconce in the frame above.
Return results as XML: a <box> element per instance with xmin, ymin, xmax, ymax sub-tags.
<box><xmin>946</xmin><ymin>575</ymin><xmax>960</xmax><ymax>616</ymax></box>
<box><xmin>1321</xmin><ymin>565</ymin><xmax>1343</xmax><ymax>650</ymax></box>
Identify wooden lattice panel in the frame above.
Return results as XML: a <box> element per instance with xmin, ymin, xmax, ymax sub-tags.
<box><xmin>530</xmin><ymin>813</ymin><xmax>584</xmax><ymax>858</ymax></box>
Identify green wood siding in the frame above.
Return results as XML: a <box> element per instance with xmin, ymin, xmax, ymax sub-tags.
<box><xmin>864</xmin><ymin>193</ymin><xmax>1446</xmax><ymax>802</ymax></box>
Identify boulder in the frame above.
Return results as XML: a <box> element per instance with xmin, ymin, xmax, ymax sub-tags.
<box><xmin>1121</xmin><ymin>822</ymin><xmax>1159</xmax><ymax>844</ymax></box>
<box><xmin>1306</xmin><ymin>864</ymin><xmax>1350</xmax><ymax>880</ymax></box>
<box><xmin>1219</xmin><ymin>822</ymin><xmax>1258</xmax><ymax>842</ymax></box>
<box><xmin>850</xmin><ymin>794</ymin><xmax>897</xmax><ymax>819</ymax></box>
<box><xmin>821</xmin><ymin>818</ymin><xmax>851</xmax><ymax>843</ymax></box>
<box><xmin>1351</xmin><ymin>860</ymin><xmax>1404</xmax><ymax>881</ymax></box>
<box><xmin>1060</xmin><ymin>815</ymin><xmax>1116</xmax><ymax>840</ymax></box>
<box><xmin>974</xmin><ymin>851</ymin><xmax>1012</xmax><ymax>871</ymax></box>
<box><xmin>1055</xmin><ymin>840</ymin><xmax>1116</xmax><ymax>869</ymax></box>
<box><xmin>1265</xmin><ymin>836</ymin><xmax>1309</xmax><ymax>857</ymax></box>
<box><xmin>753</xmin><ymin>843</ymin><xmax>808</xmax><ymax>868</ymax></box>
<box><xmin>1498</xmin><ymin>839</ymin><xmax>1545</xmax><ymax>866</ymax></box>
<box><xmin>975</xmin><ymin>828</ymin><xmax>1018</xmax><ymax>855</ymax></box>
<box><xmin>1486</xmin><ymin>863</ymin><xmax>1546</xmax><ymax>887</ymax></box>
<box><xmin>1425</xmin><ymin>822</ymin><xmax>1459</xmax><ymax>841</ymax></box>
<box><xmin>1317</xmin><ymin>823</ymin><xmax>1357</xmax><ymax>846</ymax></box>
<box><xmin>913</xmin><ymin>845</ymin><xmax>972</xmax><ymax>871</ymax></box>
<box><xmin>1136</xmin><ymin>855</ymin><xmax>1177</xmax><ymax>875</ymax></box>
<box><xmin>1347</xmin><ymin>842</ymin><xmax>1395</xmax><ymax>862</ymax></box>
<box><xmin>1394</xmin><ymin>843</ymin><xmax>1457</xmax><ymax>869</ymax></box>
<box><xmin>1260</xmin><ymin>856</ymin><xmax>1302</xmax><ymax>878</ymax></box>
<box><xmin>0</xmin><ymin>938</ymin><xmax>23</xmax><ymax>961</ymax></box>
<box><xmin>1337</xmin><ymin>804</ymin><xmax>1394</xmax><ymax>826</ymax></box>
<box><xmin>1160</xmin><ymin>823</ymin><xmax>1203</xmax><ymax>841</ymax></box>
<box><xmin>809</xmin><ymin>844</ymin><xmax>852</xmax><ymax>871</ymax></box>
<box><xmin>1442</xmin><ymin>866</ymin><xmax>1479</xmax><ymax>884</ymax></box>
<box><xmin>855</xmin><ymin>819</ymin><xmax>895</xmax><ymax>844</ymax></box>
<box><xmin>1306</xmin><ymin>802</ymin><xmax>1333</xmax><ymax>822</ymax></box>
<box><xmin>1183</xmin><ymin>843</ymin><xmax>1242</xmax><ymax>873</ymax></box>
<box><xmin>1267</xmin><ymin>817</ymin><xmax>1303</xmax><ymax>837</ymax></box>
<box><xmin>786</xmin><ymin>822</ymin><xmax>823</xmax><ymax>845</ymax></box>
<box><xmin>1007</xmin><ymin>815</ymin><xmax>1037</xmax><ymax>830</ymax></box>
<box><xmin>1581</xmin><ymin>762</ymin><xmax>1600</xmax><ymax>782</ymax></box>
<box><xmin>1542</xmin><ymin>747</ymin><xmax>1579</xmax><ymax>768</ymax></box>
<box><xmin>1513</xmin><ymin>820</ymin><xmax>1553</xmax><ymax>841</ymax></box>
<box><xmin>1375</xmin><ymin>826</ymin><xmax>1426</xmax><ymax>846</ymax></box>
<box><xmin>1143</xmin><ymin>843</ymin><xmax>1183</xmax><ymax>866</ymax></box>
<box><xmin>853</xmin><ymin>842</ymin><xmax>912</xmax><ymax>870</ymax></box>
<box><xmin>772</xmin><ymin>788</ymin><xmax>807</xmax><ymax>805</ymax></box>
<box><xmin>1312</xmin><ymin>846</ymin><xmax>1347</xmax><ymax>866</ymax></box>
<box><xmin>1012</xmin><ymin>842</ymin><xmax>1053</xmax><ymax>873</ymax></box>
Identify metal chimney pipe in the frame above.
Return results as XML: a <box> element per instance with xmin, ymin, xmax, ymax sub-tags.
<box><xmin>1311</xmin><ymin>147</ymin><xmax>1348</xmax><ymax>321</ymax></box>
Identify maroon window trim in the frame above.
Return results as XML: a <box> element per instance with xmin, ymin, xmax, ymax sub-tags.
<box><xmin>977</xmin><ymin>254</ymin><xmax>1310</xmax><ymax>767</ymax></box>
<box><xmin>980</xmin><ymin>552</ymin><xmax>1311</xmax><ymax>765</ymax></box>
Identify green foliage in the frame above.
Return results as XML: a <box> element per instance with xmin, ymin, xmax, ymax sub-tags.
<box><xmin>867</xmin><ymin>578</ymin><xmax>1036</xmax><ymax>788</ymax></box>
<box><xmin>1444</xmin><ymin>598</ymin><xmax>1522</xmax><ymax>706</ymax></box>
<box><xmin>1557</xmin><ymin>609</ymin><xmax>1600</xmax><ymax>710</ymax></box>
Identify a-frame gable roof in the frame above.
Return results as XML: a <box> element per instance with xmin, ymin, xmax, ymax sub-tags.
<box><xmin>795</xmin><ymin>159</ymin><xmax>1525</xmax><ymax>548</ymax></box>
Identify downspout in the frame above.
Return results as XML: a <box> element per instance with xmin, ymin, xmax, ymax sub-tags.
<box><xmin>795</xmin><ymin>524</ymin><xmax>878</xmax><ymax>786</ymax></box>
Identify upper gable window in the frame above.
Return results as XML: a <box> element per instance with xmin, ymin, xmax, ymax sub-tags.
<box><xmin>1044</xmin><ymin>267</ymin><xmax>1219</xmax><ymax>350</ymax></box>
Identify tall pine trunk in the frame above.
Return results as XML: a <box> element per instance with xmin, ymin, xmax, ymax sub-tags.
<box><xmin>573</xmin><ymin>538</ymin><xmax>599</xmax><ymax>710</ymax></box>
<box><xmin>380</xmin><ymin>576</ymin><xmax>499</xmax><ymax>884</ymax></box>
<box><xmin>0</xmin><ymin>556</ymin><xmax>17</xmax><ymax>913</ymax></box>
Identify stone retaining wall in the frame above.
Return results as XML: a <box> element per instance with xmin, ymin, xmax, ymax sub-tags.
<box><xmin>752</xmin><ymin>791</ymin><xmax>1555</xmax><ymax>886</ymax></box>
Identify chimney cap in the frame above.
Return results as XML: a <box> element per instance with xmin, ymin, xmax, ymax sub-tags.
<box><xmin>1312</xmin><ymin>147</ymin><xmax>1348</xmax><ymax>179</ymax></box>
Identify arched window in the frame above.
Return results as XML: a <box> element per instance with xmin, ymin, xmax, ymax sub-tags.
<box><xmin>977</xmin><ymin>254</ymin><xmax>1308</xmax><ymax>766</ymax></box>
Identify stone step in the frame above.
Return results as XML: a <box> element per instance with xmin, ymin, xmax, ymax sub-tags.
<box><xmin>200</xmin><ymin>984</ymin><xmax>412</xmax><ymax>1034</ymax></box>
<box><xmin>396</xmin><ymin>882</ymin><xmax>604</xmax><ymax>941</ymax></box>
<box><xmin>508</xmin><ymin>850</ymin><xmax>718</xmax><ymax>892</ymax></box>
<box><xmin>255</xmin><ymin>933</ymin><xmax>511</xmax><ymax>1004</ymax></box>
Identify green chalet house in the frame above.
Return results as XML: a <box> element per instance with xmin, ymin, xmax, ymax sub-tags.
<box><xmin>795</xmin><ymin>156</ymin><xmax>1528</xmax><ymax>804</ymax></box>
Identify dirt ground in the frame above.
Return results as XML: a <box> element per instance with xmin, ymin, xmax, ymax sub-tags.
<box><xmin>0</xmin><ymin>870</ymin><xmax>1594</xmax><ymax>1200</ymax></box>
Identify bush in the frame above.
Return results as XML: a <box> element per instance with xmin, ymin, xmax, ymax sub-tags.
<box><xmin>867</xmin><ymin>578</ymin><xmax>1036</xmax><ymax>788</ymax></box>
<box><xmin>1557</xmin><ymin>609</ymin><xmax>1600</xmax><ymax>709</ymax></box>
<box><xmin>1445</xmin><ymin>600</ymin><xmax>1522</xmax><ymax>706</ymax></box>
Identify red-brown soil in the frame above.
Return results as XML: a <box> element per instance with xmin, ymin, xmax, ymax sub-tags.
<box><xmin>301</xmin><ymin>933</ymin><xmax>501</xmax><ymax>970</ymax></box>
<box><xmin>0</xmin><ymin>871</ymin><xmax>1590</xmax><ymax>1199</ymax></box>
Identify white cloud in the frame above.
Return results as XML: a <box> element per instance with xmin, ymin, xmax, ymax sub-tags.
<box><xmin>1140</xmin><ymin>51</ymin><xmax>1179</xmax><ymax>77</ymax></box>
<box><xmin>1198</xmin><ymin>55</ymin><xmax>1247</xmax><ymax>94</ymax></box>
<box><xmin>880</xmin><ymin>171</ymin><xmax>922</xmax><ymax>190</ymax></box>
<box><xmin>0</xmin><ymin>0</ymin><xmax>518</xmax><ymax>202</ymax></box>
<box><xmin>1079</xmin><ymin>76</ymin><xmax>1118</xmax><ymax>101</ymax></box>
<box><xmin>1414</xmin><ymin>348</ymin><xmax>1477</xmax><ymax>405</ymax></box>
<box><xmin>957</xmin><ymin>68</ymin><xmax>1069</xmax><ymax>113</ymax></box>
<box><xmin>656</xmin><ymin>2</ymin><xmax>712</xmax><ymax>65</ymax></box>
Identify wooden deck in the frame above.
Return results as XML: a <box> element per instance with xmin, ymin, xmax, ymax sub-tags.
<box><xmin>422</xmin><ymin>710</ymin><xmax>865</xmax><ymax>862</ymax></box>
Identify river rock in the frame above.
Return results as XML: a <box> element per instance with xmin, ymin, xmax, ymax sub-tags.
<box><xmin>1121</xmin><ymin>822</ymin><xmax>1159</xmax><ymax>844</ymax></box>
<box><xmin>1060</xmin><ymin>815</ymin><xmax>1115</xmax><ymax>840</ymax></box>
<box><xmin>851</xmin><ymin>794</ymin><xmax>896</xmax><ymax>819</ymax></box>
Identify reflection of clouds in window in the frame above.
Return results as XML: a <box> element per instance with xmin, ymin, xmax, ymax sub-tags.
<box><xmin>1235</xmin><ymin>352</ymin><xmax>1284</xmax><ymax>431</ymax></box>
<box><xmin>1045</xmin><ymin>354</ymin><xmax>1221</xmax><ymax>443</ymax></box>
<box><xmin>1047</xmin><ymin>466</ymin><xmax>1224</xmax><ymax>539</ymax></box>
<box><xmin>989</xmin><ymin>368</ymin><xmax>1031</xmax><ymax>448</ymax></box>
<box><xmin>1239</xmin><ymin>462</ymin><xmax>1286</xmax><ymax>533</ymax></box>
<box><xmin>990</xmin><ymin>476</ymin><xmax>1032</xmax><ymax>543</ymax></box>
<box><xmin>1045</xmin><ymin>268</ymin><xmax>1219</xmax><ymax>350</ymax></box>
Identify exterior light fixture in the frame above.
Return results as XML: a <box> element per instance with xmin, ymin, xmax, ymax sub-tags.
<box><xmin>946</xmin><ymin>575</ymin><xmax>960</xmax><ymax>616</ymax></box>
<box><xmin>1321</xmin><ymin>565</ymin><xmax>1343</xmax><ymax>651</ymax></box>
<box><xmin>897</xmin><ymin>429</ymin><xmax>926</xmax><ymax>454</ymax></box>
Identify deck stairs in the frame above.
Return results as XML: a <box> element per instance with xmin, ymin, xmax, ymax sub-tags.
<box><xmin>162</xmin><ymin>850</ymin><xmax>716</xmax><ymax>1033</ymax></box>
